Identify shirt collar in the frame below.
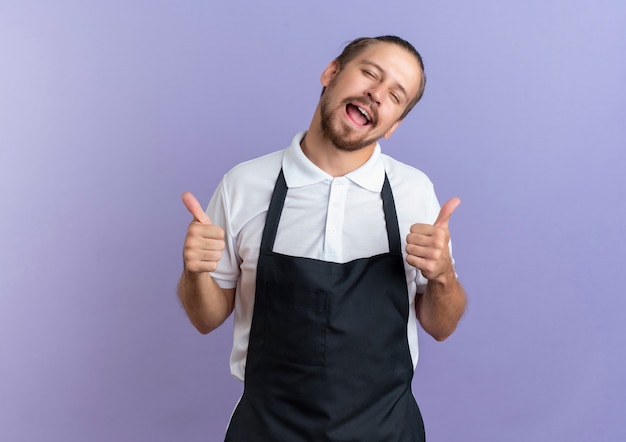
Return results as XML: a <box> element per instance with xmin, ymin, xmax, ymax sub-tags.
<box><xmin>282</xmin><ymin>131</ymin><xmax>385</xmax><ymax>192</ymax></box>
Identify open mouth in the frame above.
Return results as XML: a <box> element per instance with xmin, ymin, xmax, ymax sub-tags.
<box><xmin>346</xmin><ymin>103</ymin><xmax>372</xmax><ymax>127</ymax></box>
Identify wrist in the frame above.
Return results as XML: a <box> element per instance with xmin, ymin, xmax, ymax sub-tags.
<box><xmin>427</xmin><ymin>269</ymin><xmax>457</xmax><ymax>288</ymax></box>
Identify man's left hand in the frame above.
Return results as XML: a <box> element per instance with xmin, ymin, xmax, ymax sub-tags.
<box><xmin>405</xmin><ymin>197</ymin><xmax>461</xmax><ymax>282</ymax></box>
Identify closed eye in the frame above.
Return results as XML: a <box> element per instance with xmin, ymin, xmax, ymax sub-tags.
<box><xmin>363</xmin><ymin>69</ymin><xmax>376</xmax><ymax>79</ymax></box>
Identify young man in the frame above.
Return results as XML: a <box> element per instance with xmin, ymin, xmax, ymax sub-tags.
<box><xmin>178</xmin><ymin>35</ymin><xmax>466</xmax><ymax>441</ymax></box>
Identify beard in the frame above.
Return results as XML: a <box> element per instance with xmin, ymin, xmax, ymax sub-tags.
<box><xmin>319</xmin><ymin>87</ymin><xmax>380</xmax><ymax>152</ymax></box>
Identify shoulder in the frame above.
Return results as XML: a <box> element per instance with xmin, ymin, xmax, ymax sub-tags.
<box><xmin>381</xmin><ymin>154</ymin><xmax>434</xmax><ymax>191</ymax></box>
<box><xmin>222</xmin><ymin>149</ymin><xmax>284</xmax><ymax>186</ymax></box>
<box><xmin>381</xmin><ymin>154</ymin><xmax>439</xmax><ymax>224</ymax></box>
<box><xmin>212</xmin><ymin>149</ymin><xmax>284</xmax><ymax>231</ymax></box>
<box><xmin>220</xmin><ymin>149</ymin><xmax>284</xmax><ymax>203</ymax></box>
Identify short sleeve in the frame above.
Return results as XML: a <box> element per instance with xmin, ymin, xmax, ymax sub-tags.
<box><xmin>206</xmin><ymin>178</ymin><xmax>240</xmax><ymax>289</ymax></box>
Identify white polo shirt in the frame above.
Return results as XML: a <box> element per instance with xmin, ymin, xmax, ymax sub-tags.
<box><xmin>207</xmin><ymin>132</ymin><xmax>446</xmax><ymax>381</ymax></box>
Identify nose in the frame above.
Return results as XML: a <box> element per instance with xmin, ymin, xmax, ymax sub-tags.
<box><xmin>366</xmin><ymin>87</ymin><xmax>381</xmax><ymax>105</ymax></box>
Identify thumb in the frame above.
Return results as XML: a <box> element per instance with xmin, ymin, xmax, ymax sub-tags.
<box><xmin>434</xmin><ymin>197</ymin><xmax>461</xmax><ymax>227</ymax></box>
<box><xmin>182</xmin><ymin>192</ymin><xmax>212</xmax><ymax>224</ymax></box>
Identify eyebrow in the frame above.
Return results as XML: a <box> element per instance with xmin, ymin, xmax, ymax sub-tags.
<box><xmin>361</xmin><ymin>60</ymin><xmax>409</xmax><ymax>100</ymax></box>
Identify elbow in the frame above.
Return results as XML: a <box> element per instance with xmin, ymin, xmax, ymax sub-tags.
<box><xmin>430</xmin><ymin>333</ymin><xmax>447</xmax><ymax>342</ymax></box>
<box><xmin>196</xmin><ymin>326</ymin><xmax>212</xmax><ymax>335</ymax></box>
<box><xmin>191</xmin><ymin>312</ymin><xmax>230</xmax><ymax>334</ymax></box>
<box><xmin>427</xmin><ymin>324</ymin><xmax>458</xmax><ymax>342</ymax></box>
<box><xmin>194</xmin><ymin>322</ymin><xmax>217</xmax><ymax>335</ymax></box>
<box><xmin>431</xmin><ymin>331</ymin><xmax>452</xmax><ymax>342</ymax></box>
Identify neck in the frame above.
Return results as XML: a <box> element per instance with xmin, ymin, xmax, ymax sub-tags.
<box><xmin>301</xmin><ymin>111</ymin><xmax>376</xmax><ymax>177</ymax></box>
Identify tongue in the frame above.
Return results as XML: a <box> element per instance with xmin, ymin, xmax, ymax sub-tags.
<box><xmin>347</xmin><ymin>104</ymin><xmax>368</xmax><ymax>126</ymax></box>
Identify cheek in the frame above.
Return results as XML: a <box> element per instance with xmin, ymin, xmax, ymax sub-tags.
<box><xmin>384</xmin><ymin>120</ymin><xmax>402</xmax><ymax>138</ymax></box>
<box><xmin>378</xmin><ymin>109</ymin><xmax>398</xmax><ymax>125</ymax></box>
<box><xmin>333</xmin><ymin>75</ymin><xmax>365</xmax><ymax>96</ymax></box>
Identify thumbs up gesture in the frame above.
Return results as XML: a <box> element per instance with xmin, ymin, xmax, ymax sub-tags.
<box><xmin>181</xmin><ymin>192</ymin><xmax>226</xmax><ymax>273</ymax></box>
<box><xmin>406</xmin><ymin>197</ymin><xmax>460</xmax><ymax>282</ymax></box>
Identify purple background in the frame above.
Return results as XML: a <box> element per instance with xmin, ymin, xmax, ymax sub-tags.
<box><xmin>1</xmin><ymin>1</ymin><xmax>625</xmax><ymax>441</ymax></box>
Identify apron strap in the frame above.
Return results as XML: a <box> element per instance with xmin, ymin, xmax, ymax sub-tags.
<box><xmin>381</xmin><ymin>174</ymin><xmax>402</xmax><ymax>256</ymax></box>
<box><xmin>260</xmin><ymin>169</ymin><xmax>288</xmax><ymax>253</ymax></box>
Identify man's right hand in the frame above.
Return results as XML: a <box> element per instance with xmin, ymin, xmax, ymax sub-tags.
<box><xmin>182</xmin><ymin>192</ymin><xmax>225</xmax><ymax>273</ymax></box>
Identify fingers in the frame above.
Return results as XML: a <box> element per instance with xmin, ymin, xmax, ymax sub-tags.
<box><xmin>181</xmin><ymin>191</ymin><xmax>224</xmax><ymax>273</ymax></box>
<box><xmin>406</xmin><ymin>196</ymin><xmax>460</xmax><ymax>280</ymax></box>
<box><xmin>183</xmin><ymin>241</ymin><xmax>224</xmax><ymax>272</ymax></box>
<box><xmin>406</xmin><ymin>229</ymin><xmax>449</xmax><ymax>259</ymax></box>
<box><xmin>182</xmin><ymin>191</ymin><xmax>212</xmax><ymax>224</ymax></box>
<box><xmin>405</xmin><ymin>230</ymin><xmax>452</xmax><ymax>281</ymax></box>
<box><xmin>434</xmin><ymin>197</ymin><xmax>461</xmax><ymax>227</ymax></box>
<box><xmin>183</xmin><ymin>223</ymin><xmax>225</xmax><ymax>273</ymax></box>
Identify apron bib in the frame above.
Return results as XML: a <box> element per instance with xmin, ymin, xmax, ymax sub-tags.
<box><xmin>225</xmin><ymin>170</ymin><xmax>425</xmax><ymax>441</ymax></box>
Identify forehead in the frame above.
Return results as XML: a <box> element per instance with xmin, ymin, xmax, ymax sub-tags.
<box><xmin>349</xmin><ymin>42</ymin><xmax>423</xmax><ymax>95</ymax></box>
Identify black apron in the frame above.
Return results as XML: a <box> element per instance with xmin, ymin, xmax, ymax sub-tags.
<box><xmin>225</xmin><ymin>170</ymin><xmax>425</xmax><ymax>441</ymax></box>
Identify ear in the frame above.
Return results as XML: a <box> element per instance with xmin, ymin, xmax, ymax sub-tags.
<box><xmin>321</xmin><ymin>60</ymin><xmax>340</xmax><ymax>87</ymax></box>
<box><xmin>383</xmin><ymin>120</ymin><xmax>403</xmax><ymax>139</ymax></box>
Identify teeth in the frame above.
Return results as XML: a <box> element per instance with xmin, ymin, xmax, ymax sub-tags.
<box><xmin>357</xmin><ymin>106</ymin><xmax>371</xmax><ymax>122</ymax></box>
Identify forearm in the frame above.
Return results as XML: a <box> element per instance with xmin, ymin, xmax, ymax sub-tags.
<box><xmin>177</xmin><ymin>270</ymin><xmax>235</xmax><ymax>334</ymax></box>
<box><xmin>416</xmin><ymin>271</ymin><xmax>467</xmax><ymax>341</ymax></box>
